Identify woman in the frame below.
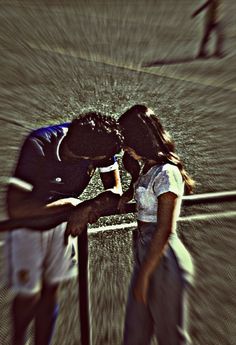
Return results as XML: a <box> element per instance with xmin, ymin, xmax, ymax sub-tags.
<box><xmin>118</xmin><ymin>105</ymin><xmax>195</xmax><ymax>345</ymax></box>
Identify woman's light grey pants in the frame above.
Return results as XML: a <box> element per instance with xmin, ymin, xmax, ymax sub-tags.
<box><xmin>123</xmin><ymin>223</ymin><xmax>194</xmax><ymax>345</ymax></box>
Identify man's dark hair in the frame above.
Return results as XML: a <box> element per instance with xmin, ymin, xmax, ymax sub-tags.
<box><xmin>66</xmin><ymin>112</ymin><xmax>123</xmax><ymax>158</ymax></box>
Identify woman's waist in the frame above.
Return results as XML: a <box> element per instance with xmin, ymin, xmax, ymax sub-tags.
<box><xmin>137</xmin><ymin>220</ymin><xmax>177</xmax><ymax>235</ymax></box>
<box><xmin>136</xmin><ymin>221</ymin><xmax>194</xmax><ymax>281</ymax></box>
<box><xmin>137</xmin><ymin>213</ymin><xmax>157</xmax><ymax>223</ymax></box>
<box><xmin>137</xmin><ymin>220</ymin><xmax>156</xmax><ymax>230</ymax></box>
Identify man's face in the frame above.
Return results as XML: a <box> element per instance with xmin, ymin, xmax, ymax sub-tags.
<box><xmin>60</xmin><ymin>138</ymin><xmax>107</xmax><ymax>163</ymax></box>
<box><xmin>124</xmin><ymin>147</ymin><xmax>142</xmax><ymax>161</ymax></box>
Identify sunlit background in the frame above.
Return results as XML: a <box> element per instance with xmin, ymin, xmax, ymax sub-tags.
<box><xmin>0</xmin><ymin>0</ymin><xmax>236</xmax><ymax>344</ymax></box>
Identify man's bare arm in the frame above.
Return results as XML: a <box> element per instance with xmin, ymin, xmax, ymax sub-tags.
<box><xmin>64</xmin><ymin>167</ymin><xmax>122</xmax><ymax>239</ymax></box>
<box><xmin>100</xmin><ymin>167</ymin><xmax>122</xmax><ymax>195</ymax></box>
<box><xmin>7</xmin><ymin>185</ymin><xmax>80</xmax><ymax>219</ymax></box>
<box><xmin>191</xmin><ymin>0</ymin><xmax>212</xmax><ymax>18</ymax></box>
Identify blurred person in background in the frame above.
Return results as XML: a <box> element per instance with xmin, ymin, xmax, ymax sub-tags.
<box><xmin>6</xmin><ymin>112</ymin><xmax>123</xmax><ymax>345</ymax></box>
<box><xmin>118</xmin><ymin>104</ymin><xmax>195</xmax><ymax>345</ymax></box>
<box><xmin>191</xmin><ymin>0</ymin><xmax>225</xmax><ymax>58</ymax></box>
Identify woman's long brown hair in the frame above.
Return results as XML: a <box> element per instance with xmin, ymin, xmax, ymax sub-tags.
<box><xmin>119</xmin><ymin>104</ymin><xmax>195</xmax><ymax>195</ymax></box>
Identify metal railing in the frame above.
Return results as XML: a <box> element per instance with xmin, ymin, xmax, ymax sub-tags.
<box><xmin>0</xmin><ymin>190</ymin><xmax>236</xmax><ymax>345</ymax></box>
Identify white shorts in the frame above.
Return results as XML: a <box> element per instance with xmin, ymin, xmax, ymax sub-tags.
<box><xmin>5</xmin><ymin>222</ymin><xmax>78</xmax><ymax>295</ymax></box>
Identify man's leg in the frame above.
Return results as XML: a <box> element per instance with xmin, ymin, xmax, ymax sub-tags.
<box><xmin>214</xmin><ymin>22</ymin><xmax>225</xmax><ymax>57</ymax></box>
<box><xmin>35</xmin><ymin>283</ymin><xmax>59</xmax><ymax>345</ymax></box>
<box><xmin>35</xmin><ymin>223</ymin><xmax>78</xmax><ymax>345</ymax></box>
<box><xmin>198</xmin><ymin>23</ymin><xmax>212</xmax><ymax>57</ymax></box>
<box><xmin>12</xmin><ymin>293</ymin><xmax>40</xmax><ymax>345</ymax></box>
<box><xmin>7</xmin><ymin>230</ymin><xmax>44</xmax><ymax>345</ymax></box>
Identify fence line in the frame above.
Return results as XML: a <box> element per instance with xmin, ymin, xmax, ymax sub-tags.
<box><xmin>89</xmin><ymin>210</ymin><xmax>236</xmax><ymax>234</ymax></box>
<box><xmin>1</xmin><ymin>190</ymin><xmax>236</xmax><ymax>233</ymax></box>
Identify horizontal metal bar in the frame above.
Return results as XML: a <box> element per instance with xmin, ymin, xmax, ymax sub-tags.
<box><xmin>0</xmin><ymin>190</ymin><xmax>235</xmax><ymax>232</ymax></box>
<box><xmin>103</xmin><ymin>190</ymin><xmax>236</xmax><ymax>215</ymax></box>
<box><xmin>182</xmin><ymin>190</ymin><xmax>236</xmax><ymax>205</ymax></box>
<box><xmin>89</xmin><ymin>210</ymin><xmax>236</xmax><ymax>234</ymax></box>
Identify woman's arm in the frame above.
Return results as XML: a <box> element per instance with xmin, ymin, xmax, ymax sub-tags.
<box><xmin>133</xmin><ymin>191</ymin><xmax>178</xmax><ymax>304</ymax></box>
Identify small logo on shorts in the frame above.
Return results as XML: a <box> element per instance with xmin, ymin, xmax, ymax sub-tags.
<box><xmin>17</xmin><ymin>269</ymin><xmax>30</xmax><ymax>285</ymax></box>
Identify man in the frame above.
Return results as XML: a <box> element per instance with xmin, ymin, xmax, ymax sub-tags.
<box><xmin>191</xmin><ymin>0</ymin><xmax>225</xmax><ymax>58</ymax></box>
<box><xmin>6</xmin><ymin>112</ymin><xmax>123</xmax><ymax>345</ymax></box>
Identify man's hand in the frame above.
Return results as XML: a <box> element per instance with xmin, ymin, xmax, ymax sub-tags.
<box><xmin>63</xmin><ymin>191</ymin><xmax>121</xmax><ymax>244</ymax></box>
<box><xmin>64</xmin><ymin>203</ymin><xmax>100</xmax><ymax>244</ymax></box>
<box><xmin>117</xmin><ymin>189</ymin><xmax>133</xmax><ymax>213</ymax></box>
<box><xmin>117</xmin><ymin>195</ymin><xmax>132</xmax><ymax>213</ymax></box>
<box><xmin>191</xmin><ymin>10</ymin><xmax>199</xmax><ymax>19</ymax></box>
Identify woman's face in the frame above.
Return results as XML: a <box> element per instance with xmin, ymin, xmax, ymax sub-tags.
<box><xmin>124</xmin><ymin>147</ymin><xmax>142</xmax><ymax>161</ymax></box>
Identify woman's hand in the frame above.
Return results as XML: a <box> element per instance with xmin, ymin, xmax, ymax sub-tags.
<box><xmin>133</xmin><ymin>269</ymin><xmax>150</xmax><ymax>305</ymax></box>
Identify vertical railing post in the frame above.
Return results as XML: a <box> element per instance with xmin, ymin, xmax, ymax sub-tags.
<box><xmin>77</xmin><ymin>225</ymin><xmax>91</xmax><ymax>345</ymax></box>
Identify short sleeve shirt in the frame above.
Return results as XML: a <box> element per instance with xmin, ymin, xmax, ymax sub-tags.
<box><xmin>9</xmin><ymin>123</ymin><xmax>117</xmax><ymax>203</ymax></box>
<box><xmin>134</xmin><ymin>163</ymin><xmax>184</xmax><ymax>223</ymax></box>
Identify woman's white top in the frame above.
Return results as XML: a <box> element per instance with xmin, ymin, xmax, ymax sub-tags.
<box><xmin>134</xmin><ymin>163</ymin><xmax>184</xmax><ymax>226</ymax></box>
<box><xmin>134</xmin><ymin>163</ymin><xmax>195</xmax><ymax>284</ymax></box>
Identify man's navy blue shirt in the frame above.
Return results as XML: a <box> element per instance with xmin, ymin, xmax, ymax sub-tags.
<box><xmin>12</xmin><ymin>123</ymin><xmax>117</xmax><ymax>203</ymax></box>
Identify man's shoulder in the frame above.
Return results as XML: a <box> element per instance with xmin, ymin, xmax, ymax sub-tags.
<box><xmin>29</xmin><ymin>122</ymin><xmax>70</xmax><ymax>142</ymax></box>
<box><xmin>96</xmin><ymin>156</ymin><xmax>117</xmax><ymax>168</ymax></box>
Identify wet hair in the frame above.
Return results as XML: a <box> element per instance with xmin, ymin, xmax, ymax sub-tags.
<box><xmin>66</xmin><ymin>112</ymin><xmax>123</xmax><ymax>158</ymax></box>
<box><xmin>119</xmin><ymin>104</ymin><xmax>195</xmax><ymax>194</ymax></box>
